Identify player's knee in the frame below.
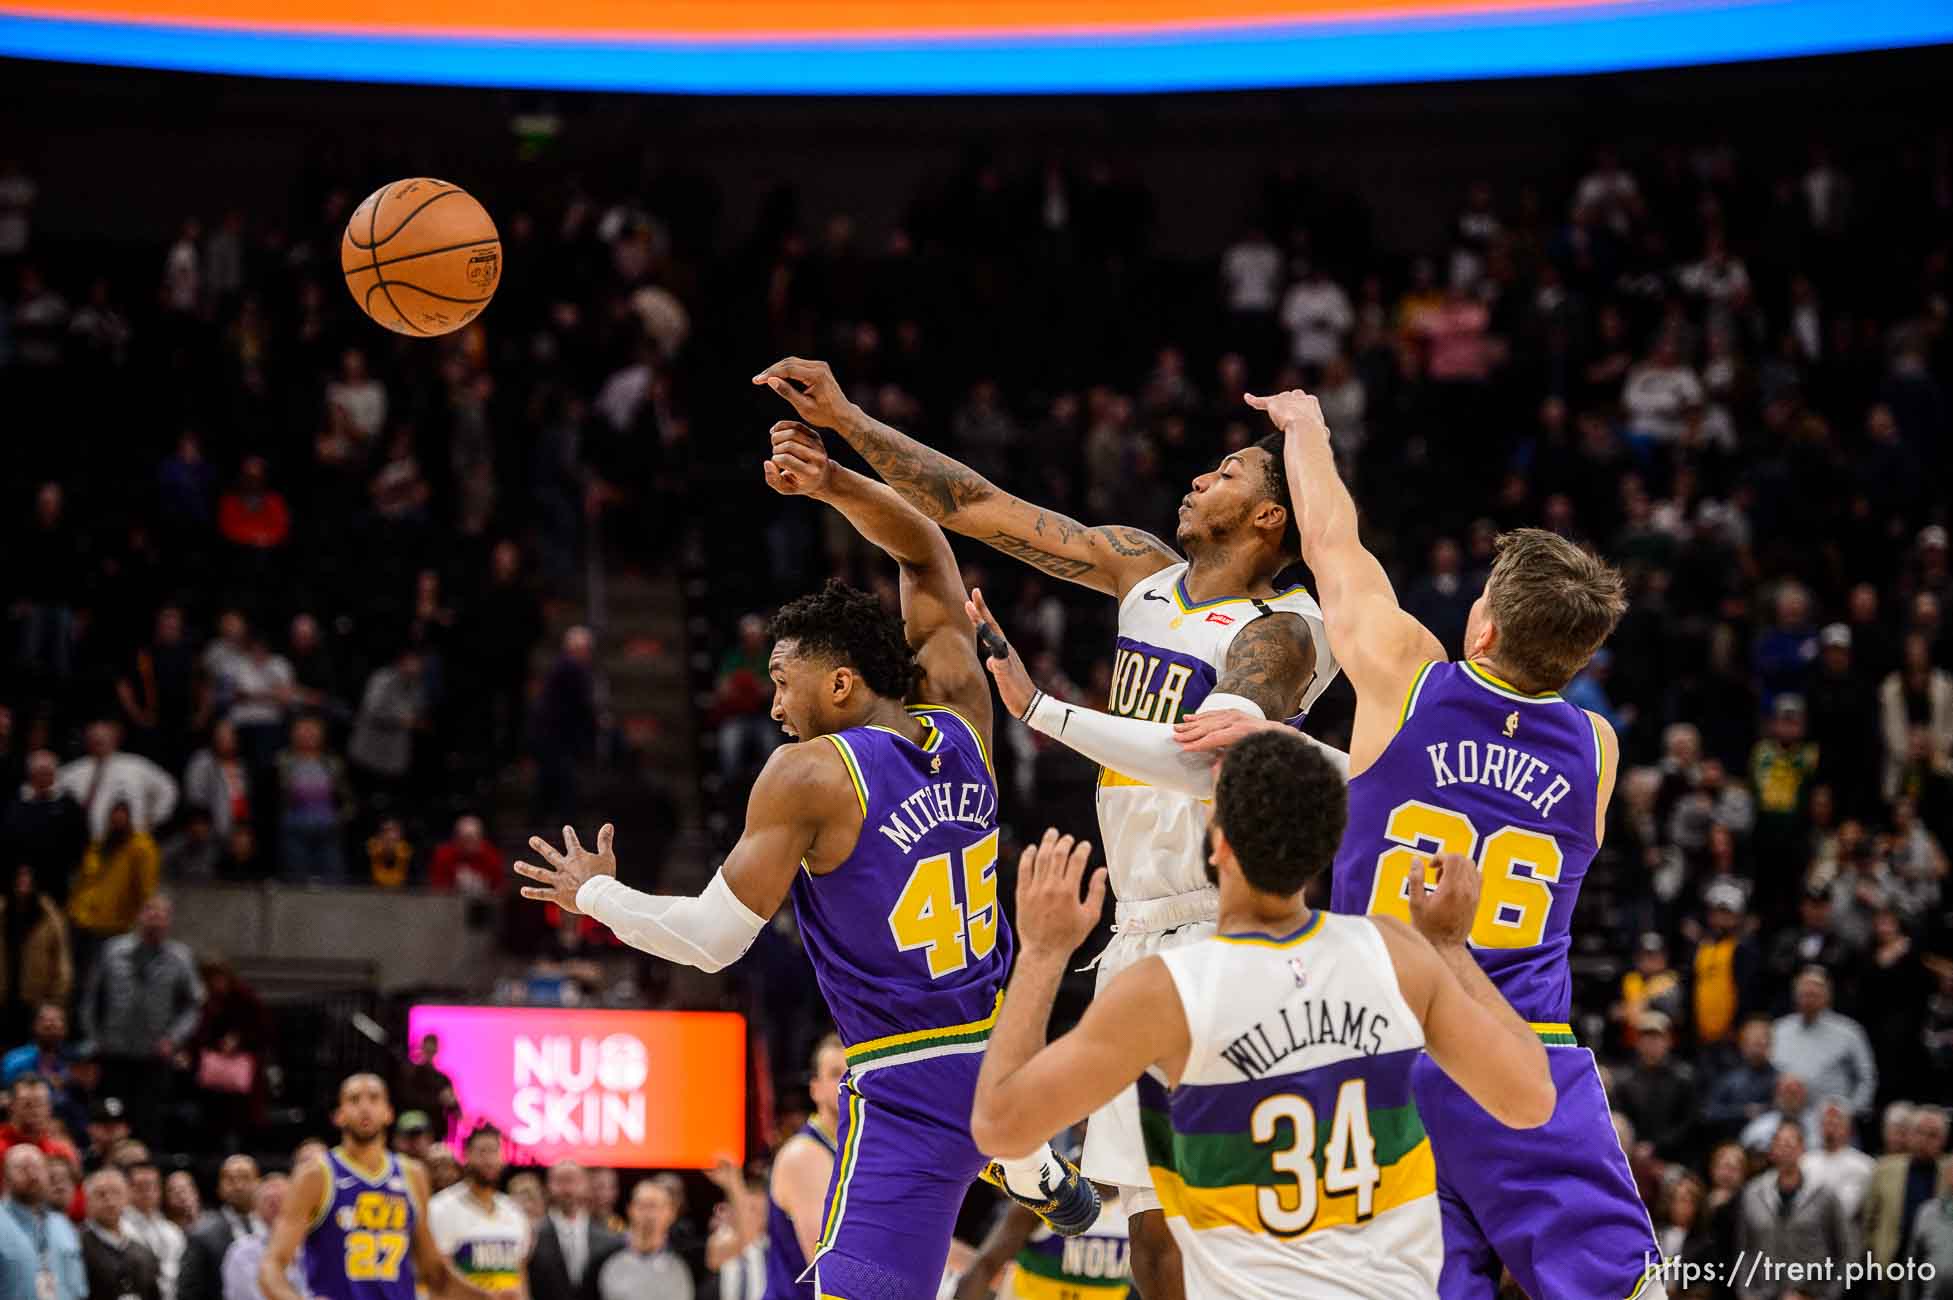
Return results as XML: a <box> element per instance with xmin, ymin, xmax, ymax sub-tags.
<box><xmin>1126</xmin><ymin>1211</ymin><xmax>1184</xmax><ymax>1300</ymax></box>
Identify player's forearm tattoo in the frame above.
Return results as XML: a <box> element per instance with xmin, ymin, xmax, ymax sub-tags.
<box><xmin>980</xmin><ymin>533</ymin><xmax>1097</xmax><ymax>580</ymax></box>
<box><xmin>836</xmin><ymin>411</ymin><xmax>996</xmax><ymax>521</ymax></box>
<box><xmin>1215</xmin><ymin>614</ymin><xmax>1317</xmax><ymax>718</ymax></box>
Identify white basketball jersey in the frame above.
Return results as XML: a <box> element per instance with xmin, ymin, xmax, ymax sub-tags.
<box><xmin>1146</xmin><ymin>913</ymin><xmax>1440</xmax><ymax>1300</ymax></box>
<box><xmin>1098</xmin><ymin>562</ymin><xmax>1339</xmax><ymax>901</ymax></box>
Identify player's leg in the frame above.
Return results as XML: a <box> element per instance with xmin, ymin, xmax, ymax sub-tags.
<box><xmin>1413</xmin><ymin>1050</ymin><xmax>1667</xmax><ymax>1300</ymax></box>
<box><xmin>811</xmin><ymin>1064</ymin><xmax>989</xmax><ymax>1299</ymax></box>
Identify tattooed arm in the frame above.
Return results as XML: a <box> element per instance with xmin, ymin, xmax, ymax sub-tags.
<box><xmin>1214</xmin><ymin>612</ymin><xmax>1318</xmax><ymax>719</ymax></box>
<box><xmin>754</xmin><ymin>357</ymin><xmax>1181</xmax><ymax>598</ymax></box>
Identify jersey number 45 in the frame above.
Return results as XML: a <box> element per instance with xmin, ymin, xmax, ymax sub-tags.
<box><xmin>888</xmin><ymin>830</ymin><xmax>1001</xmax><ymax>978</ymax></box>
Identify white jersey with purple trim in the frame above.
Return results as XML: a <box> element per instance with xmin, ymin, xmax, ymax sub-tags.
<box><xmin>1097</xmin><ymin>561</ymin><xmax>1338</xmax><ymax>904</ymax></box>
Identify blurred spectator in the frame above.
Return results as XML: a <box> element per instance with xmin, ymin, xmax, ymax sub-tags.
<box><xmin>1907</xmin><ymin>1157</ymin><xmax>1953</xmax><ymax>1299</ymax></box>
<box><xmin>1742</xmin><ymin>1074</ymin><xmax>1815</xmax><ymax>1153</ymax></box>
<box><xmin>530</xmin><ymin>1160</ymin><xmax>622</xmax><ymax>1300</ymax></box>
<box><xmin>1880</xmin><ymin>632</ymin><xmax>1952</xmax><ymax>792</ymax></box>
<box><xmin>393</xmin><ymin>1112</ymin><xmax>433</xmax><ymax>1163</ymax></box>
<box><xmin>162</xmin><ymin>1173</ymin><xmax>199</xmax><ymax>1232</ymax></box>
<box><xmin>116</xmin><ymin>605</ymin><xmax>203</xmax><ymax>774</ymax></box>
<box><xmin>596</xmin><ymin>1179</ymin><xmax>691</xmax><ymax>1300</ymax></box>
<box><xmin>1734</xmin><ymin>1120</ymin><xmax>1855</xmax><ymax>1300</ymax></box>
<box><xmin>284</xmin><ymin>615</ymin><xmax>342</xmax><ymax>723</ymax></box>
<box><xmin>216</xmin><ymin>1174</ymin><xmax>292</xmax><ymax>1300</ymax></box>
<box><xmin>178</xmin><ymin>1155</ymin><xmax>259</xmax><ymax>1300</ymax></box>
<box><xmin>68</xmin><ymin>801</ymin><xmax>161</xmax><ymax>965</ymax></box>
<box><xmin>364</xmin><ymin>818</ymin><xmax>413</xmax><ymax>889</ymax></box>
<box><xmin>1401</xmin><ymin>539</ymin><xmax>1474</xmax><ymax>658</ymax></box>
<box><xmin>0</xmin><ymin>1145</ymin><xmax>85</xmax><ymax>1300</ymax></box>
<box><xmin>81</xmin><ymin>1168</ymin><xmax>162</xmax><ymax>1300</ymax></box>
<box><xmin>83</xmin><ymin>1098</ymin><xmax>131</xmax><ymax>1172</ymax></box>
<box><xmin>1864</xmin><ymin>1107</ymin><xmax>1948</xmax><ymax>1286</ymax></box>
<box><xmin>77</xmin><ymin>895</ymin><xmax>204</xmax><ymax>1140</ymax></box>
<box><xmin>275</xmin><ymin>717</ymin><xmax>348</xmax><ymax>883</ymax></box>
<box><xmin>184</xmin><ymin>723</ymin><xmax>251</xmax><ymax>850</ymax></box>
<box><xmin>1750</xmin><ymin>697</ymin><xmax>1820</xmax><ymax>916</ymax></box>
<box><xmin>5</xmin><ymin>750</ymin><xmax>86</xmax><ymax>904</ymax></box>
<box><xmin>14</xmin><ymin>483</ymin><xmax>81</xmax><ymax>681</ymax></box>
<box><xmin>507</xmin><ymin>1173</ymin><xmax>544</xmax><ymax>1228</ymax></box>
<box><xmin>0</xmin><ymin>1076</ymin><xmax>82</xmax><ymax>1168</ymax></box>
<box><xmin>713</xmin><ymin>615</ymin><xmax>777</xmax><ymax>787</ymax></box>
<box><xmin>533</xmin><ymin>628</ymin><xmax>598</xmax><ymax>828</ymax></box>
<box><xmin>1613</xmin><ymin>1010</ymin><xmax>1697</xmax><ymax>1161</ymax></box>
<box><xmin>588</xmin><ymin>1169</ymin><xmax>622</xmax><ymax>1236</ymax></box>
<box><xmin>347</xmin><ymin>650</ymin><xmax>426</xmax><ymax>811</ymax></box>
<box><xmin>215</xmin><ymin>457</ymin><xmax>291</xmax><ymax>554</ymax></box>
<box><xmin>1689</xmin><ymin>882</ymin><xmax>1760</xmax><ymax>1053</ymax></box>
<box><xmin>1806</xmin><ymin>624</ymin><xmax>1879</xmax><ymax>814</ymax></box>
<box><xmin>156</xmin><ymin>434</ymin><xmax>215</xmax><ymax>542</ymax></box>
<box><xmin>44</xmin><ymin>1150</ymin><xmax>77</xmax><ymax>1223</ymax></box>
<box><xmin>224</xmin><ymin>635</ymin><xmax>294</xmax><ymax>771</ymax></box>
<box><xmin>55</xmin><ymin>721</ymin><xmax>178</xmax><ymax>842</ymax></box>
<box><xmin>398</xmin><ymin>1035</ymin><xmax>458</xmax><ymax>1140</ymax></box>
<box><xmin>1279</xmin><ymin>261</ymin><xmax>1353</xmax><ymax>369</ymax></box>
<box><xmin>192</xmin><ymin>961</ymin><xmax>267</xmax><ymax>1151</ymax></box>
<box><xmin>0</xmin><ymin>869</ymin><xmax>71</xmax><ymax>1043</ymax></box>
<box><xmin>428</xmin><ymin>1123</ymin><xmax>528</xmax><ymax>1295</ymax></box>
<box><xmin>324</xmin><ymin>349</ymin><xmax>385</xmax><ymax>442</ymax></box>
<box><xmin>1770</xmin><ymin>968</ymin><xmax>1876</xmax><ymax>1118</ymax></box>
<box><xmin>429</xmin><ymin>816</ymin><xmax>504</xmax><ymax>895</ymax></box>
<box><xmin>1613</xmin><ymin>932</ymin><xmax>1686</xmax><ymax>1051</ymax></box>
<box><xmin>0</xmin><ymin>159</ymin><xmax>36</xmax><ymax>260</ymax></box>
<box><xmin>1654</xmin><ymin>1172</ymin><xmax>1710</xmax><ymax>1264</ymax></box>
<box><xmin>1799</xmin><ymin>1096</ymin><xmax>1873</xmax><ymax>1219</ymax></box>
<box><xmin>949</xmin><ymin>379</ymin><xmax>1019</xmax><ymax>484</ymax></box>
<box><xmin>1703</xmin><ymin>1017</ymin><xmax>1778</xmax><ymax>1144</ymax></box>
<box><xmin>215</xmin><ymin>825</ymin><xmax>260</xmax><ymax>883</ymax></box>
<box><xmin>1622</xmin><ymin>332</ymin><xmax>1705</xmax><ymax>445</ymax></box>
<box><xmin>461</xmin><ymin>541</ymin><xmax>542</xmax><ymax>757</ymax></box>
<box><xmin>425</xmin><ymin>1149</ymin><xmax>461</xmax><ymax>1195</ymax></box>
<box><xmin>2</xmin><ymin>1003</ymin><xmax>73</xmax><ymax>1089</ymax></box>
<box><xmin>1765</xmin><ymin>887</ymin><xmax>1852</xmax><ymax>996</ymax></box>
<box><xmin>123</xmin><ymin>1161</ymin><xmax>185</xmax><ymax>1300</ymax></box>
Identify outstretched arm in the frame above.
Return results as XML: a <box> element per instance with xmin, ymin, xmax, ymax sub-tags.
<box><xmin>1249</xmin><ymin>390</ymin><xmax>1446</xmax><ymax>769</ymax></box>
<box><xmin>755</xmin><ymin>358</ymin><xmax>1180</xmax><ymax>598</ymax></box>
<box><xmin>513</xmin><ymin>743</ymin><xmax>853</xmax><ymax>971</ymax></box>
<box><xmin>766</xmin><ymin>421</ymin><xmax>991</xmax><ymax>743</ymax></box>
<box><xmin>967</xmin><ymin>588</ymin><xmax>1346</xmax><ymax>797</ymax></box>
<box><xmin>972</xmin><ymin>831</ymin><xmax>1186</xmax><ymax>1159</ymax></box>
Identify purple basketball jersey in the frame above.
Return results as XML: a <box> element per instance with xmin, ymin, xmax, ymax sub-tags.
<box><xmin>302</xmin><ymin>1149</ymin><xmax>419</xmax><ymax>1300</ymax></box>
<box><xmin>789</xmin><ymin>705</ymin><xmax>1012</xmax><ymax>1070</ymax></box>
<box><xmin>1330</xmin><ymin>660</ymin><xmax>1604</xmax><ymax>1027</ymax></box>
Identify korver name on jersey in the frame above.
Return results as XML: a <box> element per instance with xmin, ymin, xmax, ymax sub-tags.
<box><xmin>1423</xmin><ymin>739</ymin><xmax>1576</xmax><ymax>820</ymax></box>
<box><xmin>1108</xmin><ymin>648</ymin><xmax>1196</xmax><ymax>722</ymax></box>
<box><xmin>1219</xmin><ymin>999</ymin><xmax>1392</xmax><ymax>1080</ymax></box>
<box><xmin>874</xmin><ymin>781</ymin><xmax>998</xmax><ymax>854</ymax></box>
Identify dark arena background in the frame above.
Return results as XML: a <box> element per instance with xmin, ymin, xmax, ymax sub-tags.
<box><xmin>1</xmin><ymin>2</ymin><xmax>1951</xmax><ymax>1294</ymax></box>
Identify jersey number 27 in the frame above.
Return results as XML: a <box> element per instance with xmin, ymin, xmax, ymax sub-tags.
<box><xmin>888</xmin><ymin>830</ymin><xmax>1001</xmax><ymax>978</ymax></box>
<box><xmin>1366</xmin><ymin>800</ymin><xmax>1563</xmax><ymax>949</ymax></box>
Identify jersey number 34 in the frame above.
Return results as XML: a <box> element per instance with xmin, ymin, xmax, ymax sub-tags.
<box><xmin>888</xmin><ymin>830</ymin><xmax>1001</xmax><ymax>978</ymax></box>
<box><xmin>1366</xmin><ymin>800</ymin><xmax>1563</xmax><ymax>949</ymax></box>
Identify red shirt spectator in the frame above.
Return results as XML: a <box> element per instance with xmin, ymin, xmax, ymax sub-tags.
<box><xmin>216</xmin><ymin>455</ymin><xmax>291</xmax><ymax>549</ymax></box>
<box><xmin>428</xmin><ymin>815</ymin><xmax>505</xmax><ymax>894</ymax></box>
<box><xmin>0</xmin><ymin>1075</ymin><xmax>84</xmax><ymax>1169</ymax></box>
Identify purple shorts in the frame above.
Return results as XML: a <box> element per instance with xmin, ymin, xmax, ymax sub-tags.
<box><xmin>1413</xmin><ymin>1045</ymin><xmax>1664</xmax><ymax>1300</ymax></box>
<box><xmin>810</xmin><ymin>1052</ymin><xmax>987</xmax><ymax>1300</ymax></box>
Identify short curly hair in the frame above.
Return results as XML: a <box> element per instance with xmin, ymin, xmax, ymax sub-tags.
<box><xmin>1251</xmin><ymin>433</ymin><xmax>1301</xmax><ymax>559</ymax></box>
<box><xmin>767</xmin><ymin>579</ymin><xmax>918</xmax><ymax>701</ymax></box>
<box><xmin>1212</xmin><ymin>729</ymin><xmax>1347</xmax><ymax>896</ymax></box>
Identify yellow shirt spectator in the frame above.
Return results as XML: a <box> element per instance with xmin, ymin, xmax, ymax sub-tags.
<box><xmin>68</xmin><ymin>823</ymin><xmax>161</xmax><ymax>938</ymax></box>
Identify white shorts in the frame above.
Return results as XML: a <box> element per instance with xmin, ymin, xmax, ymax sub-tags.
<box><xmin>1078</xmin><ymin>888</ymin><xmax>1217</xmax><ymax>1210</ymax></box>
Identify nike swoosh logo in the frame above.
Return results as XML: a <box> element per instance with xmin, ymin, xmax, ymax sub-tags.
<box><xmin>336</xmin><ymin>1179</ymin><xmax>358</xmax><ymax>1189</ymax></box>
<box><xmin>1141</xmin><ymin>590</ymin><xmax>1169</xmax><ymax>602</ymax></box>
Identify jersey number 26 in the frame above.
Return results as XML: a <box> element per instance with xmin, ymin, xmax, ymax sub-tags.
<box><xmin>1366</xmin><ymin>800</ymin><xmax>1563</xmax><ymax>949</ymax></box>
<box><xmin>887</xmin><ymin>830</ymin><xmax>1001</xmax><ymax>978</ymax></box>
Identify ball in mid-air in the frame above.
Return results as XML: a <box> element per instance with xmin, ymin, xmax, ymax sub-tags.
<box><xmin>341</xmin><ymin>178</ymin><xmax>500</xmax><ymax>336</ymax></box>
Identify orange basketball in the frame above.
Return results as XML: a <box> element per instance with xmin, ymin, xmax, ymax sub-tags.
<box><xmin>341</xmin><ymin>178</ymin><xmax>501</xmax><ymax>337</ymax></box>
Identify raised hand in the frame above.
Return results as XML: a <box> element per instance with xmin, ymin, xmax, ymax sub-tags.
<box><xmin>763</xmin><ymin>421</ymin><xmax>835</xmax><ymax>498</ymax></box>
<box><xmin>752</xmin><ymin>357</ymin><xmax>859</xmax><ymax>430</ymax></box>
<box><xmin>513</xmin><ymin>823</ymin><xmax>618</xmax><ymax>914</ymax></box>
<box><xmin>964</xmin><ymin>586</ymin><xmax>1037</xmax><ymax>719</ymax></box>
<box><xmin>1405</xmin><ymin>851</ymin><xmax>1481</xmax><ymax>947</ymax></box>
<box><xmin>1245</xmin><ymin>389</ymin><xmax>1328</xmax><ymax>438</ymax></box>
<box><xmin>1013</xmin><ymin>828</ymin><xmax>1107</xmax><ymax>960</ymax></box>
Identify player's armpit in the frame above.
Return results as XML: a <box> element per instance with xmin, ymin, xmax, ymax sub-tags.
<box><xmin>1215</xmin><ymin>612</ymin><xmax>1318</xmax><ymax>719</ymax></box>
<box><xmin>972</xmin><ymin>956</ymin><xmax>1188</xmax><ymax>1159</ymax></box>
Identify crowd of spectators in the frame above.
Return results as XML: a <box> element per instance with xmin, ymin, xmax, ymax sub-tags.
<box><xmin>7</xmin><ymin>62</ymin><xmax>1953</xmax><ymax>1299</ymax></box>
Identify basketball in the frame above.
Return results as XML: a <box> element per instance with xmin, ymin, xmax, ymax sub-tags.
<box><xmin>340</xmin><ymin>177</ymin><xmax>501</xmax><ymax>336</ymax></box>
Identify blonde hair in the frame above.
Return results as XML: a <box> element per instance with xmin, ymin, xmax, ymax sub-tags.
<box><xmin>1487</xmin><ymin>529</ymin><xmax>1628</xmax><ymax>691</ymax></box>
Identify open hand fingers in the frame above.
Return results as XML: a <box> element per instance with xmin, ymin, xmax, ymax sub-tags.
<box><xmin>512</xmin><ymin>860</ymin><xmax>558</xmax><ymax>884</ymax></box>
<box><xmin>597</xmin><ymin>823</ymin><xmax>615</xmax><ymax>858</ymax></box>
<box><xmin>525</xmin><ymin>835</ymin><xmax>567</xmax><ymax>869</ymax></box>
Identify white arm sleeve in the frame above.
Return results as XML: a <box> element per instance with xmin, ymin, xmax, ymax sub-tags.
<box><xmin>1022</xmin><ymin>692</ymin><xmax>1350</xmax><ymax>797</ymax></box>
<box><xmin>574</xmin><ymin>869</ymin><xmax>768</xmax><ymax>973</ymax></box>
